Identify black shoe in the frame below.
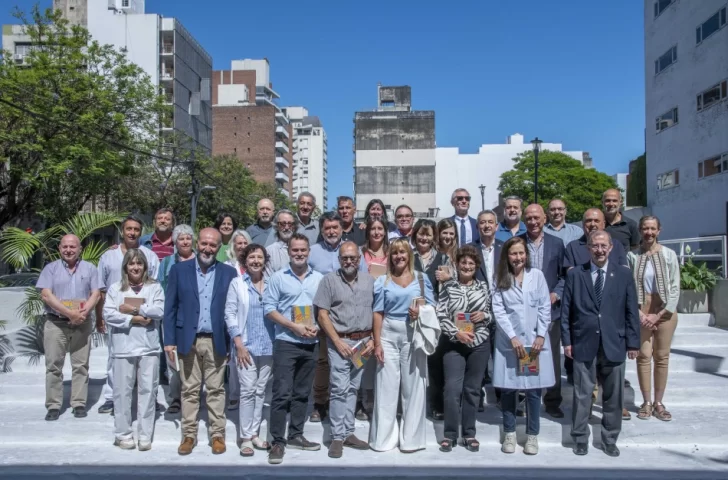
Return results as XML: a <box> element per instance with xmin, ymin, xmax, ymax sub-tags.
<box><xmin>97</xmin><ymin>400</ymin><xmax>114</xmax><ymax>414</ymax></box>
<box><xmin>545</xmin><ymin>406</ymin><xmax>564</xmax><ymax>418</ymax></box>
<box><xmin>477</xmin><ymin>395</ymin><xmax>485</xmax><ymax>413</ymax></box>
<box><xmin>573</xmin><ymin>443</ymin><xmax>588</xmax><ymax>456</ymax></box>
<box><xmin>155</xmin><ymin>402</ymin><xmax>163</xmax><ymax>412</ymax></box>
<box><xmin>624</xmin><ymin>379</ymin><xmax>631</xmax><ymax>388</ymax></box>
<box><xmin>72</xmin><ymin>406</ymin><xmax>87</xmax><ymax>418</ymax></box>
<box><xmin>268</xmin><ymin>443</ymin><xmax>285</xmax><ymax>464</ymax></box>
<box><xmin>355</xmin><ymin>408</ymin><xmax>369</xmax><ymax>421</ymax></box>
<box><xmin>45</xmin><ymin>409</ymin><xmax>60</xmax><ymax>421</ymax></box>
<box><xmin>604</xmin><ymin>444</ymin><xmax>620</xmax><ymax>457</ymax></box>
<box><xmin>287</xmin><ymin>435</ymin><xmax>321</xmax><ymax>451</ymax></box>
<box><xmin>566</xmin><ymin>373</ymin><xmax>574</xmax><ymax>385</ymax></box>
<box><xmin>431</xmin><ymin>410</ymin><xmax>444</xmax><ymax>421</ymax></box>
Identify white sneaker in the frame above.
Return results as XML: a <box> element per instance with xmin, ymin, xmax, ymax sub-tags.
<box><xmin>524</xmin><ymin>435</ymin><xmax>538</xmax><ymax>455</ymax></box>
<box><xmin>114</xmin><ymin>438</ymin><xmax>136</xmax><ymax>450</ymax></box>
<box><xmin>501</xmin><ymin>432</ymin><xmax>516</xmax><ymax>454</ymax></box>
<box><xmin>138</xmin><ymin>440</ymin><xmax>152</xmax><ymax>451</ymax></box>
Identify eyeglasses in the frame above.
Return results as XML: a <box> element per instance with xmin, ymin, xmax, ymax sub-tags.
<box><xmin>588</xmin><ymin>244</ymin><xmax>610</xmax><ymax>251</ymax></box>
<box><xmin>278</xmin><ymin>222</ymin><xmax>294</xmax><ymax>227</ymax></box>
<box><xmin>456</xmin><ymin>196</ymin><xmax>471</xmax><ymax>202</ymax></box>
<box><xmin>339</xmin><ymin>256</ymin><xmax>360</xmax><ymax>263</ymax></box>
<box><xmin>396</xmin><ymin>214</ymin><xmax>413</xmax><ymax>219</ymax></box>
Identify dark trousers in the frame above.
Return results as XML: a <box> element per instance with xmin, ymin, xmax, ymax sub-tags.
<box><xmin>543</xmin><ymin>320</ymin><xmax>563</xmax><ymax>407</ymax></box>
<box><xmin>502</xmin><ymin>388</ymin><xmax>541</xmax><ymax>435</ymax></box>
<box><xmin>269</xmin><ymin>339</ymin><xmax>318</xmax><ymax>447</ymax></box>
<box><xmin>427</xmin><ymin>335</ymin><xmax>446</xmax><ymax>413</ymax></box>
<box><xmin>443</xmin><ymin>337</ymin><xmax>490</xmax><ymax>441</ymax></box>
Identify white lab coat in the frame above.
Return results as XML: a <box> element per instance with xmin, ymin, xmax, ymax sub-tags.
<box><xmin>103</xmin><ymin>282</ymin><xmax>165</xmax><ymax>358</ymax></box>
<box><xmin>492</xmin><ymin>268</ymin><xmax>555</xmax><ymax>390</ymax></box>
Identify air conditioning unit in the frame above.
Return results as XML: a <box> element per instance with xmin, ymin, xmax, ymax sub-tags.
<box><xmin>13</xmin><ymin>53</ymin><xmax>24</xmax><ymax>63</ymax></box>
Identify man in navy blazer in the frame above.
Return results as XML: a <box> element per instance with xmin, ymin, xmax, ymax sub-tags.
<box><xmin>450</xmin><ymin>188</ymin><xmax>479</xmax><ymax>247</ymax></box>
<box><xmin>561</xmin><ymin>230</ymin><xmax>639</xmax><ymax>458</ymax></box>
<box><xmin>519</xmin><ymin>204</ymin><xmax>566</xmax><ymax>418</ymax></box>
<box><xmin>163</xmin><ymin>228</ymin><xmax>238</xmax><ymax>456</ymax></box>
<box><xmin>564</xmin><ymin>208</ymin><xmax>628</xmax><ymax>269</ymax></box>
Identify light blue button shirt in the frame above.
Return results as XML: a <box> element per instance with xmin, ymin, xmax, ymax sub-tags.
<box><xmin>196</xmin><ymin>260</ymin><xmax>216</xmax><ymax>333</ymax></box>
<box><xmin>373</xmin><ymin>274</ymin><xmax>435</xmax><ymax>321</ymax></box>
<box><xmin>545</xmin><ymin>222</ymin><xmax>583</xmax><ymax>246</ymax></box>
<box><xmin>263</xmin><ymin>266</ymin><xmax>323</xmax><ymax>344</ymax></box>
<box><xmin>308</xmin><ymin>241</ymin><xmax>368</xmax><ymax>275</ymax></box>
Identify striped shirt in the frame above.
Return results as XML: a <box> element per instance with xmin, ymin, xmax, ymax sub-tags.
<box><xmin>36</xmin><ymin>260</ymin><xmax>102</xmax><ymax>315</ymax></box>
<box><xmin>228</xmin><ymin>274</ymin><xmax>275</xmax><ymax>356</ymax></box>
<box><xmin>436</xmin><ymin>279</ymin><xmax>492</xmax><ymax>346</ymax></box>
<box><xmin>149</xmin><ymin>233</ymin><xmax>175</xmax><ymax>260</ymax></box>
<box><xmin>526</xmin><ymin>235</ymin><xmax>545</xmax><ymax>271</ymax></box>
<box><xmin>313</xmin><ymin>270</ymin><xmax>375</xmax><ymax>333</ymax></box>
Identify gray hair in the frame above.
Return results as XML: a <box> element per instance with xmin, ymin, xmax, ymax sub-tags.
<box><xmin>503</xmin><ymin>196</ymin><xmax>523</xmax><ymax>207</ymax></box>
<box><xmin>476</xmin><ymin>209</ymin><xmax>497</xmax><ymax>221</ymax></box>
<box><xmin>227</xmin><ymin>229</ymin><xmax>253</xmax><ymax>262</ymax></box>
<box><xmin>451</xmin><ymin>188</ymin><xmax>470</xmax><ymax>202</ymax></box>
<box><xmin>297</xmin><ymin>191</ymin><xmax>316</xmax><ymax>205</ymax></box>
<box><xmin>273</xmin><ymin>209</ymin><xmax>298</xmax><ymax>230</ymax></box>
<box><xmin>172</xmin><ymin>224</ymin><xmax>194</xmax><ymax>244</ymax></box>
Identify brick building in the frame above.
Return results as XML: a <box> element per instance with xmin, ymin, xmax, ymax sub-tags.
<box><xmin>212</xmin><ymin>59</ymin><xmax>293</xmax><ymax>197</ymax></box>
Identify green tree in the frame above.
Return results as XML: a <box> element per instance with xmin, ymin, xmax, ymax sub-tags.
<box><xmin>0</xmin><ymin>7</ymin><xmax>166</xmax><ymax>226</ymax></box>
<box><xmin>627</xmin><ymin>153</ymin><xmax>647</xmax><ymax>207</ymax></box>
<box><xmin>498</xmin><ymin>150</ymin><xmax>618</xmax><ymax>223</ymax></box>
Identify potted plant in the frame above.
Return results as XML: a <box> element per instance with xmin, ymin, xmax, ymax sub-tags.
<box><xmin>677</xmin><ymin>247</ymin><xmax>721</xmax><ymax>314</ymax></box>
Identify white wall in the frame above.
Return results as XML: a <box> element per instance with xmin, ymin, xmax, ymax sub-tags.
<box><xmin>230</xmin><ymin>59</ymin><xmax>270</xmax><ymax>87</ymax></box>
<box><xmin>217</xmin><ymin>84</ymin><xmax>249</xmax><ymax>105</ymax></box>
<box><xmin>644</xmin><ymin>0</ymin><xmax>728</xmax><ymax>239</ymax></box>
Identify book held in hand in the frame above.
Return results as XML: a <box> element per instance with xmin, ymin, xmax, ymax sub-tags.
<box><xmin>517</xmin><ymin>347</ymin><xmax>540</xmax><ymax>376</ymax></box>
<box><xmin>123</xmin><ymin>297</ymin><xmax>145</xmax><ymax>309</ymax></box>
<box><xmin>369</xmin><ymin>263</ymin><xmax>387</xmax><ymax>278</ymax></box>
<box><xmin>61</xmin><ymin>299</ymin><xmax>85</xmax><ymax>311</ymax></box>
<box><xmin>349</xmin><ymin>338</ymin><xmax>372</xmax><ymax>369</ymax></box>
<box><xmin>292</xmin><ymin>305</ymin><xmax>314</xmax><ymax>327</ymax></box>
<box><xmin>167</xmin><ymin>348</ymin><xmax>180</xmax><ymax>372</ymax></box>
<box><xmin>455</xmin><ymin>312</ymin><xmax>474</xmax><ymax>333</ymax></box>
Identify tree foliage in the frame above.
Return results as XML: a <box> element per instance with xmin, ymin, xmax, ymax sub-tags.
<box><xmin>498</xmin><ymin>150</ymin><xmax>619</xmax><ymax>223</ymax></box>
<box><xmin>0</xmin><ymin>7</ymin><xmax>166</xmax><ymax>226</ymax></box>
<box><xmin>627</xmin><ymin>153</ymin><xmax>646</xmax><ymax>207</ymax></box>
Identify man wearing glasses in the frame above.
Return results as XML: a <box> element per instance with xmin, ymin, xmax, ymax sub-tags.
<box><xmin>450</xmin><ymin>188</ymin><xmax>479</xmax><ymax>247</ymax></box>
<box><xmin>544</xmin><ymin>199</ymin><xmax>583</xmax><ymax>246</ymax></box>
<box><xmin>388</xmin><ymin>205</ymin><xmax>416</xmax><ymax>242</ymax></box>
<box><xmin>265</xmin><ymin>210</ymin><xmax>299</xmax><ymax>274</ymax></box>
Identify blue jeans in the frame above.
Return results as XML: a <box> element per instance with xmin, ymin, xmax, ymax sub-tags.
<box><xmin>502</xmin><ymin>388</ymin><xmax>541</xmax><ymax>435</ymax></box>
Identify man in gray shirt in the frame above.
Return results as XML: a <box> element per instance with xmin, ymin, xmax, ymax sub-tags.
<box><xmin>313</xmin><ymin>241</ymin><xmax>374</xmax><ymax>458</ymax></box>
<box><xmin>247</xmin><ymin>198</ymin><xmax>276</xmax><ymax>246</ymax></box>
<box><xmin>265</xmin><ymin>209</ymin><xmax>298</xmax><ymax>274</ymax></box>
<box><xmin>296</xmin><ymin>192</ymin><xmax>320</xmax><ymax>245</ymax></box>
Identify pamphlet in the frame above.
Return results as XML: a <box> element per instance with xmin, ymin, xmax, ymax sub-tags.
<box><xmin>292</xmin><ymin>305</ymin><xmax>314</xmax><ymax>327</ymax></box>
<box><xmin>123</xmin><ymin>297</ymin><xmax>145</xmax><ymax>308</ymax></box>
<box><xmin>61</xmin><ymin>299</ymin><xmax>86</xmax><ymax>311</ymax></box>
<box><xmin>517</xmin><ymin>347</ymin><xmax>540</xmax><ymax>376</ymax></box>
<box><xmin>350</xmin><ymin>338</ymin><xmax>372</xmax><ymax>369</ymax></box>
<box><xmin>167</xmin><ymin>348</ymin><xmax>180</xmax><ymax>372</ymax></box>
<box><xmin>455</xmin><ymin>312</ymin><xmax>474</xmax><ymax>333</ymax></box>
<box><xmin>369</xmin><ymin>263</ymin><xmax>387</xmax><ymax>278</ymax></box>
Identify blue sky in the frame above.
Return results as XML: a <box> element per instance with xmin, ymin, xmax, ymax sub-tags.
<box><xmin>2</xmin><ymin>0</ymin><xmax>646</xmax><ymax>210</ymax></box>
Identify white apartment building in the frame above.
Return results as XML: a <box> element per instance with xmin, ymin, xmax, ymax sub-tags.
<box><xmin>645</xmin><ymin>0</ymin><xmax>728</xmax><ymax>239</ymax></box>
<box><xmin>285</xmin><ymin>107</ymin><xmax>328</xmax><ymax>209</ymax></box>
<box><xmin>435</xmin><ymin>133</ymin><xmax>588</xmax><ymax>215</ymax></box>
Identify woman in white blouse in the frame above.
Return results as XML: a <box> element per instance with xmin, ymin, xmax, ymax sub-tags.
<box><xmin>492</xmin><ymin>237</ymin><xmax>553</xmax><ymax>456</ymax></box>
<box><xmin>627</xmin><ymin>216</ymin><xmax>680</xmax><ymax>422</ymax></box>
<box><xmin>103</xmin><ymin>249</ymin><xmax>165</xmax><ymax>451</ymax></box>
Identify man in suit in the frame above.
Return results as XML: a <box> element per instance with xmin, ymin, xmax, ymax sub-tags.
<box><xmin>519</xmin><ymin>204</ymin><xmax>566</xmax><ymax>418</ymax></box>
<box><xmin>561</xmin><ymin>230</ymin><xmax>639</xmax><ymax>458</ymax></box>
<box><xmin>564</xmin><ymin>208</ymin><xmax>628</xmax><ymax>269</ymax></box>
<box><xmin>163</xmin><ymin>228</ymin><xmax>238</xmax><ymax>456</ymax></box>
<box><xmin>450</xmin><ymin>188</ymin><xmax>479</xmax><ymax>247</ymax></box>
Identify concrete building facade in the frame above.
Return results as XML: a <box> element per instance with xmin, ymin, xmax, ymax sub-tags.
<box><xmin>354</xmin><ymin>85</ymin><xmax>436</xmax><ymax>218</ymax></box>
<box><xmin>285</xmin><ymin>107</ymin><xmax>328</xmax><ymax>208</ymax></box>
<box><xmin>211</xmin><ymin>59</ymin><xmax>293</xmax><ymax>196</ymax></box>
<box><xmin>644</xmin><ymin>0</ymin><xmax>728</xmax><ymax>239</ymax></box>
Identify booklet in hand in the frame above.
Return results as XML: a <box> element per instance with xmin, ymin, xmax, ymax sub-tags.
<box><xmin>517</xmin><ymin>347</ymin><xmax>540</xmax><ymax>376</ymax></box>
<box><xmin>369</xmin><ymin>263</ymin><xmax>387</xmax><ymax>278</ymax></box>
<box><xmin>167</xmin><ymin>348</ymin><xmax>180</xmax><ymax>372</ymax></box>
<box><xmin>349</xmin><ymin>338</ymin><xmax>372</xmax><ymax>369</ymax></box>
<box><xmin>455</xmin><ymin>312</ymin><xmax>474</xmax><ymax>333</ymax></box>
<box><xmin>123</xmin><ymin>297</ymin><xmax>145</xmax><ymax>308</ymax></box>
<box><xmin>292</xmin><ymin>305</ymin><xmax>314</xmax><ymax>327</ymax></box>
<box><xmin>61</xmin><ymin>299</ymin><xmax>86</xmax><ymax>311</ymax></box>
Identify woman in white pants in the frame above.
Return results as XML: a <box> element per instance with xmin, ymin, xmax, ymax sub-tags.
<box><xmin>103</xmin><ymin>249</ymin><xmax>165</xmax><ymax>451</ymax></box>
<box><xmin>370</xmin><ymin>237</ymin><xmax>435</xmax><ymax>452</ymax></box>
<box><xmin>224</xmin><ymin>243</ymin><xmax>275</xmax><ymax>456</ymax></box>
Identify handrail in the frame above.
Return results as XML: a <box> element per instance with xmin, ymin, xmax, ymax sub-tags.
<box><xmin>660</xmin><ymin>235</ymin><xmax>726</xmax><ymax>278</ymax></box>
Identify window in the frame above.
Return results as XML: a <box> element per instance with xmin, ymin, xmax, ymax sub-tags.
<box><xmin>698</xmin><ymin>153</ymin><xmax>728</xmax><ymax>179</ymax></box>
<box><xmin>696</xmin><ymin>7</ymin><xmax>727</xmax><ymax>44</ymax></box>
<box><xmin>697</xmin><ymin>80</ymin><xmax>728</xmax><ymax>111</ymax></box>
<box><xmin>654</xmin><ymin>45</ymin><xmax>677</xmax><ymax>75</ymax></box>
<box><xmin>657</xmin><ymin>169</ymin><xmax>679</xmax><ymax>190</ymax></box>
<box><xmin>654</xmin><ymin>0</ymin><xmax>673</xmax><ymax>18</ymax></box>
<box><xmin>655</xmin><ymin>107</ymin><xmax>678</xmax><ymax>132</ymax></box>
<box><xmin>121</xmin><ymin>0</ymin><xmax>130</xmax><ymax>7</ymax></box>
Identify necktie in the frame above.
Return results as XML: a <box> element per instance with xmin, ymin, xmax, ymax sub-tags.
<box><xmin>460</xmin><ymin>219</ymin><xmax>466</xmax><ymax>247</ymax></box>
<box><xmin>595</xmin><ymin>269</ymin><xmax>604</xmax><ymax>310</ymax></box>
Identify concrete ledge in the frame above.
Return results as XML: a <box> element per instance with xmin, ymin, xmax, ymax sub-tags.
<box><xmin>709</xmin><ymin>279</ymin><xmax>728</xmax><ymax>328</ymax></box>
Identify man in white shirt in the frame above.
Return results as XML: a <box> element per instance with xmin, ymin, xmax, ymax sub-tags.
<box><xmin>450</xmin><ymin>188</ymin><xmax>479</xmax><ymax>247</ymax></box>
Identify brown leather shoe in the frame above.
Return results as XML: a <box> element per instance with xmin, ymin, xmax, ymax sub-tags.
<box><xmin>343</xmin><ymin>434</ymin><xmax>369</xmax><ymax>450</ymax></box>
<box><xmin>211</xmin><ymin>436</ymin><xmax>226</xmax><ymax>454</ymax></box>
<box><xmin>178</xmin><ymin>437</ymin><xmax>196</xmax><ymax>456</ymax></box>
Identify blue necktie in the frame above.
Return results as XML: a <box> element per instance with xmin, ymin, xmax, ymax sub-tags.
<box><xmin>595</xmin><ymin>269</ymin><xmax>604</xmax><ymax>310</ymax></box>
<box><xmin>460</xmin><ymin>219</ymin><xmax>466</xmax><ymax>247</ymax></box>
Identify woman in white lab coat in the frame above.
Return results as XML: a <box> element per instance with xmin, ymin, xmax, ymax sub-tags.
<box><xmin>492</xmin><ymin>237</ymin><xmax>553</xmax><ymax>456</ymax></box>
<box><xmin>104</xmin><ymin>249</ymin><xmax>165</xmax><ymax>451</ymax></box>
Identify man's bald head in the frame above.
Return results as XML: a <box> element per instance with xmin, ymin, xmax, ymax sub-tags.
<box><xmin>524</xmin><ymin>204</ymin><xmax>546</xmax><ymax>238</ymax></box>
<box><xmin>59</xmin><ymin>234</ymin><xmax>81</xmax><ymax>264</ymax></box>
<box><xmin>60</xmin><ymin>234</ymin><xmax>81</xmax><ymax>247</ymax></box>
<box><xmin>338</xmin><ymin>241</ymin><xmax>361</xmax><ymax>276</ymax></box>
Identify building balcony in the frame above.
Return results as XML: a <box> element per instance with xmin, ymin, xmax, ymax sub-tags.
<box><xmin>275</xmin><ymin>171</ymin><xmax>289</xmax><ymax>184</ymax></box>
<box><xmin>161</xmin><ymin>43</ymin><xmax>174</xmax><ymax>55</ymax></box>
<box><xmin>275</xmin><ymin>141</ymin><xmax>289</xmax><ymax>154</ymax></box>
<box><xmin>276</xmin><ymin>125</ymin><xmax>289</xmax><ymax>139</ymax></box>
<box><xmin>160</xmin><ymin>69</ymin><xmax>174</xmax><ymax>81</ymax></box>
<box><xmin>275</xmin><ymin>155</ymin><xmax>290</xmax><ymax>170</ymax></box>
<box><xmin>275</xmin><ymin>110</ymin><xmax>289</xmax><ymax>125</ymax></box>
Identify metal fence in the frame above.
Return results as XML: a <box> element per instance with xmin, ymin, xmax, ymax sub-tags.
<box><xmin>661</xmin><ymin>235</ymin><xmax>727</xmax><ymax>278</ymax></box>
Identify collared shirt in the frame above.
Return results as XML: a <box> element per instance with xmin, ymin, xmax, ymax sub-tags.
<box><xmin>495</xmin><ymin>221</ymin><xmax>527</xmax><ymax>243</ymax></box>
<box><xmin>545</xmin><ymin>222</ymin><xmax>583</xmax><ymax>246</ymax></box>
<box><xmin>480</xmin><ymin>242</ymin><xmax>496</xmax><ymax>291</ymax></box>
<box><xmin>149</xmin><ymin>233</ymin><xmax>175</xmax><ymax>260</ymax></box>
<box><xmin>196</xmin><ymin>259</ymin><xmax>217</xmax><ymax>333</ymax></box>
<box><xmin>36</xmin><ymin>259</ymin><xmax>101</xmax><ymax>315</ymax></box>
<box><xmin>247</xmin><ymin>222</ymin><xmax>274</xmax><ymax>246</ymax></box>
<box><xmin>564</xmin><ymin>235</ymin><xmax>628</xmax><ymax>269</ymax></box>
<box><xmin>263</xmin><ymin>266</ymin><xmax>323</xmax><ymax>344</ymax></box>
<box><xmin>229</xmin><ymin>273</ymin><xmax>274</xmax><ymax>356</ymax></box>
<box><xmin>265</xmin><ymin>240</ymin><xmax>290</xmax><ymax>275</ymax></box>
<box><xmin>526</xmin><ymin>234</ymin><xmax>545</xmax><ymax>271</ymax></box>
<box><xmin>388</xmin><ymin>229</ymin><xmax>414</xmax><ymax>244</ymax></box>
<box><xmin>373</xmin><ymin>274</ymin><xmax>435</xmax><ymax>321</ymax></box>
<box><xmin>308</xmin><ymin>240</ymin><xmax>342</xmax><ymax>275</ymax></box>
<box><xmin>590</xmin><ymin>260</ymin><xmax>609</xmax><ymax>294</ymax></box>
<box><xmin>341</xmin><ymin>224</ymin><xmax>366</xmax><ymax>246</ymax></box>
<box><xmin>313</xmin><ymin>270</ymin><xmax>375</xmax><ymax>333</ymax></box>
<box><xmin>297</xmin><ymin>215</ymin><xmax>320</xmax><ymax>245</ymax></box>
<box><xmin>454</xmin><ymin>215</ymin><xmax>473</xmax><ymax>245</ymax></box>
<box><xmin>605</xmin><ymin>214</ymin><xmax>640</xmax><ymax>251</ymax></box>
<box><xmin>98</xmin><ymin>245</ymin><xmax>160</xmax><ymax>291</ymax></box>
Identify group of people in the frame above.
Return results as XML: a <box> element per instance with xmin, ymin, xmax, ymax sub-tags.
<box><xmin>36</xmin><ymin>187</ymin><xmax>681</xmax><ymax>462</ymax></box>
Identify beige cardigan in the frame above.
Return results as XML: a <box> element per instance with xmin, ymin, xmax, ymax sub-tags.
<box><xmin>627</xmin><ymin>247</ymin><xmax>681</xmax><ymax>314</ymax></box>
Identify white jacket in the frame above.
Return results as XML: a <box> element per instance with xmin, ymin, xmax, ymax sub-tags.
<box><xmin>224</xmin><ymin>276</ymin><xmax>250</xmax><ymax>344</ymax></box>
<box><xmin>103</xmin><ymin>282</ymin><xmax>165</xmax><ymax>358</ymax></box>
<box><xmin>412</xmin><ymin>304</ymin><xmax>441</xmax><ymax>356</ymax></box>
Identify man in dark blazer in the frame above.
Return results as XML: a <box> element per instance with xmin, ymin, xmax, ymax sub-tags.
<box><xmin>450</xmin><ymin>188</ymin><xmax>480</xmax><ymax>247</ymax></box>
<box><xmin>561</xmin><ymin>230</ymin><xmax>639</xmax><ymax>458</ymax></box>
<box><xmin>519</xmin><ymin>204</ymin><xmax>566</xmax><ymax>418</ymax></box>
<box><xmin>163</xmin><ymin>227</ymin><xmax>238</xmax><ymax>456</ymax></box>
<box><xmin>564</xmin><ymin>208</ymin><xmax>628</xmax><ymax>269</ymax></box>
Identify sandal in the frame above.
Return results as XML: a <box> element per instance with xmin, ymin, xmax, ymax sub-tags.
<box><xmin>464</xmin><ymin>437</ymin><xmax>480</xmax><ymax>452</ymax></box>
<box><xmin>239</xmin><ymin>439</ymin><xmax>254</xmax><ymax>457</ymax></box>
<box><xmin>251</xmin><ymin>436</ymin><xmax>269</xmax><ymax>450</ymax></box>
<box><xmin>439</xmin><ymin>439</ymin><xmax>453</xmax><ymax>452</ymax></box>
<box><xmin>653</xmin><ymin>402</ymin><xmax>672</xmax><ymax>422</ymax></box>
<box><xmin>637</xmin><ymin>402</ymin><xmax>653</xmax><ymax>420</ymax></box>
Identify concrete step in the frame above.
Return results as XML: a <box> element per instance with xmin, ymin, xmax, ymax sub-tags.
<box><xmin>623</xmin><ymin>346</ymin><xmax>727</xmax><ymax>374</ymax></box>
<box><xmin>673</xmin><ymin>313</ymin><xmax>715</xmax><ymax>328</ymax></box>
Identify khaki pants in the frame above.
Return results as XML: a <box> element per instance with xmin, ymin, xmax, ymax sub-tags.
<box><xmin>179</xmin><ymin>336</ymin><xmax>227</xmax><ymax>440</ymax></box>
<box><xmin>637</xmin><ymin>294</ymin><xmax>678</xmax><ymax>398</ymax></box>
<box><xmin>43</xmin><ymin>316</ymin><xmax>92</xmax><ymax>410</ymax></box>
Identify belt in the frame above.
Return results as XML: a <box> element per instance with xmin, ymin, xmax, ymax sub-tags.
<box><xmin>338</xmin><ymin>330</ymin><xmax>372</xmax><ymax>341</ymax></box>
<box><xmin>196</xmin><ymin>332</ymin><xmax>213</xmax><ymax>338</ymax></box>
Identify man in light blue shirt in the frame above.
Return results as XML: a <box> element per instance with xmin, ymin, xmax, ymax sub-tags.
<box><xmin>309</xmin><ymin>211</ymin><xmax>368</xmax><ymax>275</ymax></box>
<box><xmin>544</xmin><ymin>198</ymin><xmax>583</xmax><ymax>246</ymax></box>
<box><xmin>495</xmin><ymin>196</ymin><xmax>527</xmax><ymax>242</ymax></box>
<box><xmin>196</xmin><ymin>261</ymin><xmax>215</xmax><ymax>333</ymax></box>
<box><xmin>263</xmin><ymin>233</ymin><xmax>324</xmax><ymax>464</ymax></box>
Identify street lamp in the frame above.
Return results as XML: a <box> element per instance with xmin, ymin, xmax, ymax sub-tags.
<box><xmin>478</xmin><ymin>184</ymin><xmax>486</xmax><ymax>211</ymax></box>
<box><xmin>531</xmin><ymin>137</ymin><xmax>543</xmax><ymax>203</ymax></box>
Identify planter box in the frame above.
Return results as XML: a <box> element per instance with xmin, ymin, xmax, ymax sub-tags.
<box><xmin>677</xmin><ymin>290</ymin><xmax>709</xmax><ymax>314</ymax></box>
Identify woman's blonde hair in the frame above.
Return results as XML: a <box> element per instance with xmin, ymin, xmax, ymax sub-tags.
<box><xmin>120</xmin><ymin>249</ymin><xmax>154</xmax><ymax>291</ymax></box>
<box><xmin>384</xmin><ymin>238</ymin><xmax>415</xmax><ymax>285</ymax></box>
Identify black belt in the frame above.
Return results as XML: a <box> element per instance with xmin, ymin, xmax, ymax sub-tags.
<box><xmin>196</xmin><ymin>332</ymin><xmax>213</xmax><ymax>338</ymax></box>
<box><xmin>45</xmin><ymin>312</ymin><xmax>70</xmax><ymax>321</ymax></box>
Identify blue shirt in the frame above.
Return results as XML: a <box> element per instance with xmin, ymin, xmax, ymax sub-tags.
<box><xmin>545</xmin><ymin>222</ymin><xmax>583</xmax><ymax>246</ymax></box>
<box><xmin>196</xmin><ymin>260</ymin><xmax>216</xmax><ymax>333</ymax></box>
<box><xmin>263</xmin><ymin>266</ymin><xmax>323</xmax><ymax>344</ymax></box>
<box><xmin>373</xmin><ymin>273</ymin><xmax>435</xmax><ymax>321</ymax></box>
<box><xmin>495</xmin><ymin>221</ymin><xmax>527</xmax><ymax>243</ymax></box>
<box><xmin>308</xmin><ymin>241</ymin><xmax>368</xmax><ymax>275</ymax></box>
<box><xmin>228</xmin><ymin>274</ymin><xmax>274</xmax><ymax>357</ymax></box>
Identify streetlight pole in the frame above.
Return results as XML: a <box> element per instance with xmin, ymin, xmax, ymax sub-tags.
<box><xmin>531</xmin><ymin>137</ymin><xmax>543</xmax><ymax>204</ymax></box>
<box><xmin>478</xmin><ymin>184</ymin><xmax>486</xmax><ymax>211</ymax></box>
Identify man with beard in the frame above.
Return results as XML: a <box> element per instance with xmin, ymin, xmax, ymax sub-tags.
<box><xmin>495</xmin><ymin>196</ymin><xmax>527</xmax><ymax>242</ymax></box>
<box><xmin>264</xmin><ymin>233</ymin><xmax>324</xmax><ymax>464</ymax></box>
<box><xmin>247</xmin><ymin>198</ymin><xmax>276</xmax><ymax>246</ymax></box>
<box><xmin>602</xmin><ymin>189</ymin><xmax>640</xmax><ymax>252</ymax></box>
<box><xmin>296</xmin><ymin>192</ymin><xmax>320</xmax><ymax>245</ymax></box>
<box><xmin>140</xmin><ymin>208</ymin><xmax>176</xmax><ymax>260</ymax></box>
<box><xmin>314</xmin><ymin>241</ymin><xmax>374</xmax><ymax>458</ymax></box>
<box><xmin>265</xmin><ymin>210</ymin><xmax>298</xmax><ymax>274</ymax></box>
<box><xmin>337</xmin><ymin>196</ymin><xmax>366</xmax><ymax>246</ymax></box>
<box><xmin>388</xmin><ymin>204</ymin><xmax>416</xmax><ymax>242</ymax></box>
<box><xmin>163</xmin><ymin>228</ymin><xmax>238</xmax><ymax>455</ymax></box>
<box><xmin>95</xmin><ymin>215</ymin><xmax>160</xmax><ymax>415</ymax></box>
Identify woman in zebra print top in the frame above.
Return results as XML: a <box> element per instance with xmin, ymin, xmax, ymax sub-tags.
<box><xmin>435</xmin><ymin>245</ymin><xmax>492</xmax><ymax>453</ymax></box>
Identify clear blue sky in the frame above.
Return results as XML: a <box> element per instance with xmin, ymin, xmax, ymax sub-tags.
<box><xmin>2</xmin><ymin>0</ymin><xmax>646</xmax><ymax>210</ymax></box>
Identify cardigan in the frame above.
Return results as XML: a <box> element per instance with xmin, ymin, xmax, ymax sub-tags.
<box><xmin>627</xmin><ymin>247</ymin><xmax>680</xmax><ymax>314</ymax></box>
